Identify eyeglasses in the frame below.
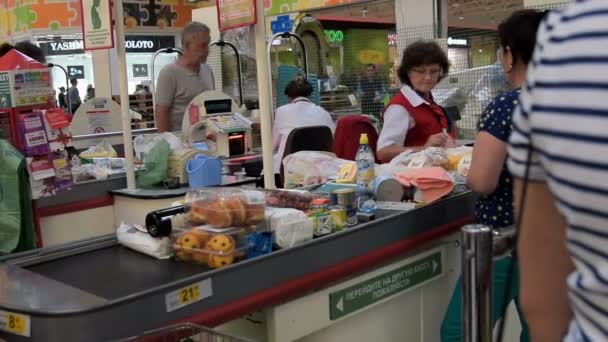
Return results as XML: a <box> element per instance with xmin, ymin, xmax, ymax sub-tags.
<box><xmin>410</xmin><ymin>68</ymin><xmax>442</xmax><ymax>77</ymax></box>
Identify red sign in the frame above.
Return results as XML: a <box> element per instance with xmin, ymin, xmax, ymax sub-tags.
<box><xmin>217</xmin><ymin>0</ymin><xmax>257</xmax><ymax>32</ymax></box>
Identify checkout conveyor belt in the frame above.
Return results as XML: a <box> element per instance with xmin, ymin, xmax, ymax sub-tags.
<box><xmin>0</xmin><ymin>192</ymin><xmax>476</xmax><ymax>341</ymax></box>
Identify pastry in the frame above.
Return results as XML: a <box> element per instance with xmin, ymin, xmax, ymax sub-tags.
<box><xmin>177</xmin><ymin>232</ymin><xmax>202</xmax><ymax>251</ymax></box>
<box><xmin>222</xmin><ymin>197</ymin><xmax>247</xmax><ymax>227</ymax></box>
<box><xmin>208</xmin><ymin>254</ymin><xmax>235</xmax><ymax>268</ymax></box>
<box><xmin>205</xmin><ymin>201</ymin><xmax>233</xmax><ymax>228</ymax></box>
<box><xmin>192</xmin><ymin>251</ymin><xmax>209</xmax><ymax>265</ymax></box>
<box><xmin>206</xmin><ymin>234</ymin><xmax>235</xmax><ymax>253</ymax></box>
<box><xmin>189</xmin><ymin>228</ymin><xmax>211</xmax><ymax>244</ymax></box>
<box><xmin>190</xmin><ymin>200</ymin><xmax>208</xmax><ymax>224</ymax></box>
<box><xmin>245</xmin><ymin>204</ymin><xmax>265</xmax><ymax>226</ymax></box>
<box><xmin>175</xmin><ymin>249</ymin><xmax>192</xmax><ymax>261</ymax></box>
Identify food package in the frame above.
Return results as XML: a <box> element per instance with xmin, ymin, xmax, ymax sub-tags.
<box><xmin>186</xmin><ymin>189</ymin><xmax>266</xmax><ymax>229</ymax></box>
<box><xmin>265</xmin><ymin>207</ymin><xmax>313</xmax><ymax>249</ymax></box>
<box><xmin>79</xmin><ymin>141</ymin><xmax>117</xmax><ymax>159</ymax></box>
<box><xmin>16</xmin><ymin>111</ymin><xmax>50</xmax><ymax>156</ymax></box>
<box><xmin>265</xmin><ymin>189</ymin><xmax>313</xmax><ymax>211</ymax></box>
<box><xmin>446</xmin><ymin>146</ymin><xmax>473</xmax><ymax>171</ymax></box>
<box><xmin>424</xmin><ymin>147</ymin><xmax>449</xmax><ymax>169</ymax></box>
<box><xmin>172</xmin><ymin>226</ymin><xmax>249</xmax><ymax>269</ymax></box>
<box><xmin>282</xmin><ymin>151</ymin><xmax>354</xmax><ymax>189</ymax></box>
<box><xmin>50</xmin><ymin>150</ymin><xmax>72</xmax><ymax>192</ymax></box>
<box><xmin>133</xmin><ymin>132</ymin><xmax>184</xmax><ymax>160</ymax></box>
<box><xmin>43</xmin><ymin>108</ymin><xmax>72</xmax><ymax>151</ymax></box>
<box><xmin>335</xmin><ymin>162</ymin><xmax>357</xmax><ymax>184</ymax></box>
<box><xmin>117</xmin><ymin>222</ymin><xmax>172</xmax><ymax>259</ymax></box>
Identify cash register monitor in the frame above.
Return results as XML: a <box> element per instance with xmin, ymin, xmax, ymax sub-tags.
<box><xmin>204</xmin><ymin>99</ymin><xmax>233</xmax><ymax>115</ymax></box>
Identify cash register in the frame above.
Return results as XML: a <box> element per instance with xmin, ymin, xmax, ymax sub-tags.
<box><xmin>182</xmin><ymin>91</ymin><xmax>252</xmax><ymax>158</ymax></box>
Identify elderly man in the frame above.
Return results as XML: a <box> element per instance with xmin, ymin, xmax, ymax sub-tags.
<box><xmin>155</xmin><ymin>22</ymin><xmax>215</xmax><ymax>132</ymax></box>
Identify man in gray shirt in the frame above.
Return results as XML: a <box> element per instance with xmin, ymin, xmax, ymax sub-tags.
<box><xmin>155</xmin><ymin>22</ymin><xmax>215</xmax><ymax>132</ymax></box>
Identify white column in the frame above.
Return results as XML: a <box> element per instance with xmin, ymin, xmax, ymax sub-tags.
<box><xmin>114</xmin><ymin>0</ymin><xmax>136</xmax><ymax>190</ymax></box>
<box><xmin>395</xmin><ymin>0</ymin><xmax>447</xmax><ymax>54</ymax></box>
<box><xmin>254</xmin><ymin>0</ymin><xmax>275</xmax><ymax>189</ymax></box>
<box><xmin>91</xmin><ymin>50</ymin><xmax>113</xmax><ymax>98</ymax></box>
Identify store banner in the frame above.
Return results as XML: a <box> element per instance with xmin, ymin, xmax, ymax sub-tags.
<box><xmin>39</xmin><ymin>36</ymin><xmax>176</xmax><ymax>56</ymax></box>
<box><xmin>217</xmin><ymin>0</ymin><xmax>257</xmax><ymax>32</ymax></box>
<box><xmin>80</xmin><ymin>0</ymin><xmax>114</xmax><ymax>50</ymax></box>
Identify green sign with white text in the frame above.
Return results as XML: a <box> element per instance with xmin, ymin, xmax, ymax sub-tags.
<box><xmin>329</xmin><ymin>251</ymin><xmax>442</xmax><ymax>320</ymax></box>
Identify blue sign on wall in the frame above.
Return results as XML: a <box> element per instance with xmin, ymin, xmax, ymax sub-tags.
<box><xmin>270</xmin><ymin>15</ymin><xmax>294</xmax><ymax>34</ymax></box>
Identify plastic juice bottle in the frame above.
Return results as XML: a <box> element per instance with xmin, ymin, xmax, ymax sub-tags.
<box><xmin>355</xmin><ymin>134</ymin><xmax>377</xmax><ymax>213</ymax></box>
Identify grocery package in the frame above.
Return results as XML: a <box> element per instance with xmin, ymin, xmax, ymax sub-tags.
<box><xmin>446</xmin><ymin>146</ymin><xmax>473</xmax><ymax>172</ymax></box>
<box><xmin>266</xmin><ymin>207</ymin><xmax>313</xmax><ymax>248</ymax></box>
<box><xmin>424</xmin><ymin>147</ymin><xmax>449</xmax><ymax>169</ymax></box>
<box><xmin>282</xmin><ymin>151</ymin><xmax>353</xmax><ymax>188</ymax></box>
<box><xmin>172</xmin><ymin>226</ymin><xmax>248</xmax><ymax>269</ymax></box>
<box><xmin>27</xmin><ymin>151</ymin><xmax>73</xmax><ymax>199</ymax></box>
<box><xmin>186</xmin><ymin>189</ymin><xmax>265</xmax><ymax>229</ymax></box>
<box><xmin>395</xmin><ymin>167</ymin><xmax>455</xmax><ymax>203</ymax></box>
<box><xmin>16</xmin><ymin>111</ymin><xmax>50</xmax><ymax>156</ymax></box>
<box><xmin>117</xmin><ymin>222</ymin><xmax>172</xmax><ymax>259</ymax></box>
<box><xmin>133</xmin><ymin>132</ymin><xmax>183</xmax><ymax>160</ymax></box>
<box><xmin>335</xmin><ymin>162</ymin><xmax>357</xmax><ymax>184</ymax></box>
<box><xmin>265</xmin><ymin>189</ymin><xmax>313</xmax><ymax>211</ymax></box>
<box><xmin>136</xmin><ymin>140</ymin><xmax>170</xmax><ymax>189</ymax></box>
<box><xmin>79</xmin><ymin>141</ymin><xmax>118</xmax><ymax>159</ymax></box>
<box><xmin>50</xmin><ymin>151</ymin><xmax>72</xmax><ymax>192</ymax></box>
<box><xmin>43</xmin><ymin>108</ymin><xmax>72</xmax><ymax>151</ymax></box>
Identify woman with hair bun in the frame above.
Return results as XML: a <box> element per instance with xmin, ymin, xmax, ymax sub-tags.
<box><xmin>271</xmin><ymin>75</ymin><xmax>335</xmax><ymax>176</ymax></box>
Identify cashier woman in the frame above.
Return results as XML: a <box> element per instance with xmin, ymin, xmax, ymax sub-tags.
<box><xmin>376</xmin><ymin>41</ymin><xmax>455</xmax><ymax>163</ymax></box>
<box><xmin>155</xmin><ymin>22</ymin><xmax>215</xmax><ymax>133</ymax></box>
<box><xmin>272</xmin><ymin>75</ymin><xmax>335</xmax><ymax>175</ymax></box>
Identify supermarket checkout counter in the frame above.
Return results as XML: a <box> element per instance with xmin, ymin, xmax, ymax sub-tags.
<box><xmin>0</xmin><ymin>191</ymin><xmax>475</xmax><ymax>341</ymax></box>
<box><xmin>35</xmin><ymin>155</ymin><xmax>261</xmax><ymax>247</ymax></box>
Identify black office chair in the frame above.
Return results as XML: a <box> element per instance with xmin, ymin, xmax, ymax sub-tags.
<box><xmin>279</xmin><ymin>125</ymin><xmax>334</xmax><ymax>187</ymax></box>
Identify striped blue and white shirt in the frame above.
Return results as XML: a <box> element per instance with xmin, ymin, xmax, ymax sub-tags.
<box><xmin>508</xmin><ymin>1</ymin><xmax>608</xmax><ymax>340</ymax></box>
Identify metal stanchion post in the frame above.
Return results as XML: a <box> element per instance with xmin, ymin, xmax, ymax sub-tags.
<box><xmin>462</xmin><ymin>224</ymin><xmax>493</xmax><ymax>342</ymax></box>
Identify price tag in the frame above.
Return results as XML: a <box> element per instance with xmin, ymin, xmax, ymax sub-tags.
<box><xmin>377</xmin><ymin>201</ymin><xmax>416</xmax><ymax>211</ymax></box>
<box><xmin>407</xmin><ymin>156</ymin><xmax>427</xmax><ymax>169</ymax></box>
<box><xmin>165</xmin><ymin>279</ymin><xmax>212</xmax><ymax>312</ymax></box>
<box><xmin>458</xmin><ymin>154</ymin><xmax>472</xmax><ymax>177</ymax></box>
<box><xmin>0</xmin><ymin>311</ymin><xmax>31</xmax><ymax>337</ymax></box>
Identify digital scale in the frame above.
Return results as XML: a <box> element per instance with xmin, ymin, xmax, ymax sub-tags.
<box><xmin>182</xmin><ymin>91</ymin><xmax>252</xmax><ymax>158</ymax></box>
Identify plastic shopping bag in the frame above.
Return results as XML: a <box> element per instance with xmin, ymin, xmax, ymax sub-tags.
<box><xmin>136</xmin><ymin>140</ymin><xmax>170</xmax><ymax>188</ymax></box>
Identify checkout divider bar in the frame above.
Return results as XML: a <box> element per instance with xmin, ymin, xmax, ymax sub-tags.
<box><xmin>461</xmin><ymin>224</ymin><xmax>518</xmax><ymax>342</ymax></box>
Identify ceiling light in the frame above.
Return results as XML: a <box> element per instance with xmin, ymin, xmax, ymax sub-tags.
<box><xmin>459</xmin><ymin>16</ymin><xmax>464</xmax><ymax>20</ymax></box>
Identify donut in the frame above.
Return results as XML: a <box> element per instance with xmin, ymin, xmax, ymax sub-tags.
<box><xmin>178</xmin><ymin>232</ymin><xmax>203</xmax><ymax>252</ymax></box>
<box><xmin>205</xmin><ymin>234</ymin><xmax>235</xmax><ymax>253</ymax></box>
<box><xmin>222</xmin><ymin>197</ymin><xmax>247</xmax><ymax>227</ymax></box>
<box><xmin>205</xmin><ymin>201</ymin><xmax>233</xmax><ymax>228</ymax></box>
<box><xmin>208</xmin><ymin>254</ymin><xmax>235</xmax><ymax>268</ymax></box>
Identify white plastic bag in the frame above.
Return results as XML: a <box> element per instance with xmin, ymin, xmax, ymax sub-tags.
<box><xmin>116</xmin><ymin>222</ymin><xmax>172</xmax><ymax>259</ymax></box>
<box><xmin>282</xmin><ymin>151</ymin><xmax>352</xmax><ymax>189</ymax></box>
<box><xmin>265</xmin><ymin>207</ymin><xmax>313</xmax><ymax>249</ymax></box>
<box><xmin>133</xmin><ymin>132</ymin><xmax>183</xmax><ymax>160</ymax></box>
<box><xmin>79</xmin><ymin>140</ymin><xmax>117</xmax><ymax>158</ymax></box>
